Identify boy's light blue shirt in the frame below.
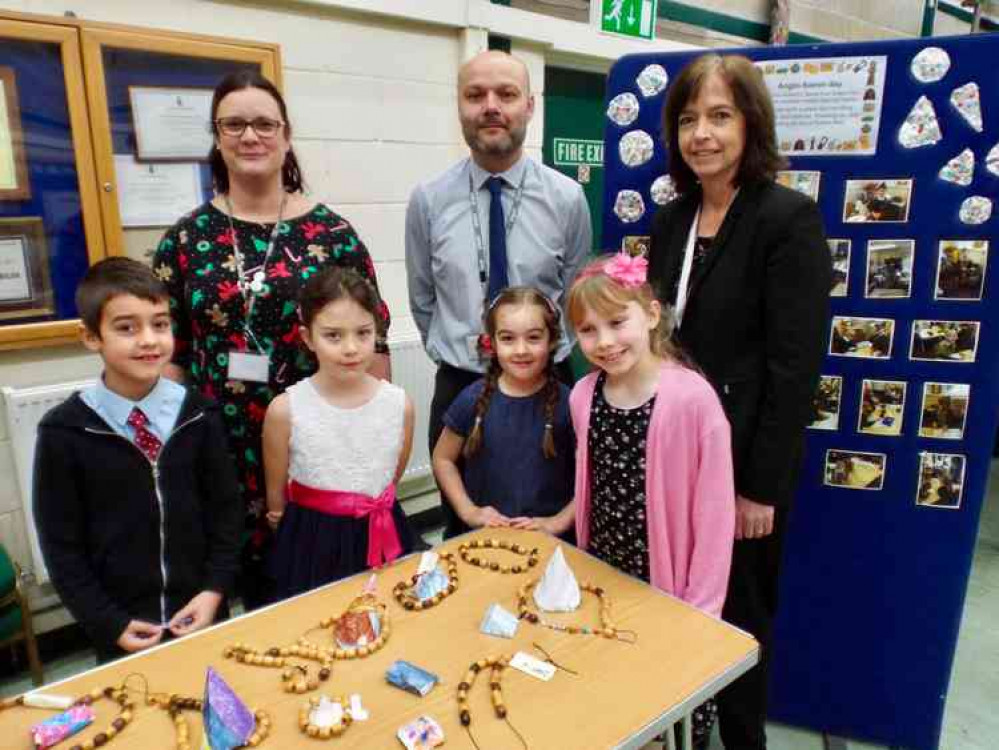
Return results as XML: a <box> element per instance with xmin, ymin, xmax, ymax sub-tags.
<box><xmin>80</xmin><ymin>376</ymin><xmax>186</xmax><ymax>443</ymax></box>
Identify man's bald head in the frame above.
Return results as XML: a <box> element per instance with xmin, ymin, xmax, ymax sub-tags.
<box><xmin>458</xmin><ymin>50</ymin><xmax>532</xmax><ymax>95</ymax></box>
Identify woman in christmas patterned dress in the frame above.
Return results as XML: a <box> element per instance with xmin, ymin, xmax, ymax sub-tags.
<box><xmin>153</xmin><ymin>70</ymin><xmax>391</xmax><ymax>609</ymax></box>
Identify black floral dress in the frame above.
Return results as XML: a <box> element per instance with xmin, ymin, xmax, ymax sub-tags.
<box><xmin>153</xmin><ymin>201</ymin><xmax>390</xmax><ymax>605</ymax></box>
<box><xmin>587</xmin><ymin>373</ymin><xmax>716</xmax><ymax>748</ymax></box>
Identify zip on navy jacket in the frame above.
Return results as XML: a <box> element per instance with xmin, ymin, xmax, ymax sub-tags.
<box><xmin>32</xmin><ymin>386</ymin><xmax>242</xmax><ymax>655</ymax></box>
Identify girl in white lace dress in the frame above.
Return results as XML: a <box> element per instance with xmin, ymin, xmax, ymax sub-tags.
<box><xmin>263</xmin><ymin>268</ymin><xmax>418</xmax><ymax>599</ymax></box>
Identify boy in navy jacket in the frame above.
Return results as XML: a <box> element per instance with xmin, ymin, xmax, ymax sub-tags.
<box><xmin>34</xmin><ymin>257</ymin><xmax>241</xmax><ymax>661</ymax></box>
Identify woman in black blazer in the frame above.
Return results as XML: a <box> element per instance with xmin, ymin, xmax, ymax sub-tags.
<box><xmin>648</xmin><ymin>55</ymin><xmax>831</xmax><ymax>750</ymax></box>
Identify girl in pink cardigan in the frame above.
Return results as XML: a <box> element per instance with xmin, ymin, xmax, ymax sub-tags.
<box><xmin>556</xmin><ymin>252</ymin><xmax>736</xmax><ymax>746</ymax></box>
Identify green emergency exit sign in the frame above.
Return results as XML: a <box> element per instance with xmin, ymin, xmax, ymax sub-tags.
<box><xmin>553</xmin><ymin>138</ymin><xmax>604</xmax><ymax>168</ymax></box>
<box><xmin>597</xmin><ymin>0</ymin><xmax>658</xmax><ymax>41</ymax></box>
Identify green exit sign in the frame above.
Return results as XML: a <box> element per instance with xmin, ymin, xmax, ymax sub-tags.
<box><xmin>553</xmin><ymin>138</ymin><xmax>604</xmax><ymax>167</ymax></box>
<box><xmin>595</xmin><ymin>0</ymin><xmax>658</xmax><ymax>41</ymax></box>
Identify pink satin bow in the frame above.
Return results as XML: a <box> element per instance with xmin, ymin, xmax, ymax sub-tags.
<box><xmin>288</xmin><ymin>480</ymin><xmax>403</xmax><ymax>568</ymax></box>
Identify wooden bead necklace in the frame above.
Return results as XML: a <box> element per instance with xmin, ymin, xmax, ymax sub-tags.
<box><xmin>516</xmin><ymin>580</ymin><xmax>637</xmax><ymax>643</ymax></box>
<box><xmin>457</xmin><ymin>656</ymin><xmax>527</xmax><ymax>750</ymax></box>
<box><xmin>0</xmin><ymin>683</ymin><xmax>135</xmax><ymax>749</ymax></box>
<box><xmin>459</xmin><ymin>538</ymin><xmax>540</xmax><ymax>574</ymax></box>
<box><xmin>223</xmin><ymin>592</ymin><xmax>391</xmax><ymax>693</ymax></box>
<box><xmin>298</xmin><ymin>695</ymin><xmax>354</xmax><ymax>740</ymax></box>
<box><xmin>392</xmin><ymin>551</ymin><xmax>459</xmax><ymax>611</ymax></box>
<box><xmin>147</xmin><ymin>691</ymin><xmax>272</xmax><ymax>749</ymax></box>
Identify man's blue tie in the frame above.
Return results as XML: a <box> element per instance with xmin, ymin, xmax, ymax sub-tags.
<box><xmin>486</xmin><ymin>176</ymin><xmax>509</xmax><ymax>301</ymax></box>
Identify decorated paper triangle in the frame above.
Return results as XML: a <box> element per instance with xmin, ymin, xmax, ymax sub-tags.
<box><xmin>533</xmin><ymin>545</ymin><xmax>581</xmax><ymax>612</ymax></box>
<box><xmin>202</xmin><ymin>668</ymin><xmax>255</xmax><ymax>750</ymax></box>
<box><xmin>939</xmin><ymin>148</ymin><xmax>975</xmax><ymax>186</ymax></box>
<box><xmin>950</xmin><ymin>82</ymin><xmax>983</xmax><ymax>132</ymax></box>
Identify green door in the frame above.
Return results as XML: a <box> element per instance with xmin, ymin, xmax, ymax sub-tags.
<box><xmin>543</xmin><ymin>66</ymin><xmax>607</xmax><ymax>378</ymax></box>
<box><xmin>542</xmin><ymin>66</ymin><xmax>607</xmax><ymax>252</ymax></box>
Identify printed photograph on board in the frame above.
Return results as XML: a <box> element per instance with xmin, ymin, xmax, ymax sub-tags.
<box><xmin>809</xmin><ymin>375</ymin><xmax>843</xmax><ymax>430</ymax></box>
<box><xmin>829</xmin><ymin>239</ymin><xmax>851</xmax><ymax>297</ymax></box>
<box><xmin>776</xmin><ymin>170</ymin><xmax>822</xmax><ymax>201</ymax></box>
<box><xmin>830</xmin><ymin>316</ymin><xmax>894</xmax><ymax>359</ymax></box>
<box><xmin>916</xmin><ymin>452</ymin><xmax>966</xmax><ymax>509</ymax></box>
<box><xmin>824</xmin><ymin>449</ymin><xmax>887</xmax><ymax>490</ymax></box>
<box><xmin>910</xmin><ymin>320</ymin><xmax>979</xmax><ymax>362</ymax></box>
<box><xmin>857</xmin><ymin>379</ymin><xmax>906</xmax><ymax>436</ymax></box>
<box><xmin>865</xmin><ymin>239</ymin><xmax>914</xmax><ymax>298</ymax></box>
<box><xmin>842</xmin><ymin>178</ymin><xmax>913</xmax><ymax>223</ymax></box>
<box><xmin>918</xmin><ymin>382</ymin><xmax>970</xmax><ymax>440</ymax></box>
<box><xmin>621</xmin><ymin>235</ymin><xmax>651</xmax><ymax>258</ymax></box>
<box><xmin>935</xmin><ymin>239</ymin><xmax>988</xmax><ymax>301</ymax></box>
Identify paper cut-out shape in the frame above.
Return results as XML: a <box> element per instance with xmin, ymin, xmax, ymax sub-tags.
<box><xmin>951</xmin><ymin>82</ymin><xmax>983</xmax><ymax>132</ymax></box>
<box><xmin>939</xmin><ymin>148</ymin><xmax>975</xmax><ymax>186</ymax></box>
<box><xmin>533</xmin><ymin>545</ymin><xmax>581</xmax><ymax>612</ymax></box>
<box><xmin>619</xmin><ymin>130</ymin><xmax>654</xmax><ymax>168</ymax></box>
<box><xmin>986</xmin><ymin>142</ymin><xmax>999</xmax><ymax>177</ymax></box>
<box><xmin>911</xmin><ymin>47</ymin><xmax>951</xmax><ymax>83</ymax></box>
<box><xmin>202</xmin><ymin>668</ymin><xmax>255</xmax><ymax>750</ymax></box>
<box><xmin>480</xmin><ymin>603</ymin><xmax>519</xmax><ymax>639</ymax></box>
<box><xmin>607</xmin><ymin>93</ymin><xmax>640</xmax><ymax>127</ymax></box>
<box><xmin>960</xmin><ymin>196</ymin><xmax>992</xmax><ymax>225</ymax></box>
<box><xmin>651</xmin><ymin>175</ymin><xmax>679</xmax><ymax>205</ymax></box>
<box><xmin>637</xmin><ymin>64</ymin><xmax>669</xmax><ymax>98</ymax></box>
<box><xmin>898</xmin><ymin>96</ymin><xmax>942</xmax><ymax>148</ymax></box>
<box><xmin>614</xmin><ymin>190</ymin><xmax>645</xmax><ymax>223</ymax></box>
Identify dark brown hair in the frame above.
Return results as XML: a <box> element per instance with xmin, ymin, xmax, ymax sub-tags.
<box><xmin>299</xmin><ymin>266</ymin><xmax>386</xmax><ymax>336</ymax></box>
<box><xmin>464</xmin><ymin>287</ymin><xmax>562</xmax><ymax>461</ymax></box>
<box><xmin>209</xmin><ymin>70</ymin><xmax>304</xmax><ymax>194</ymax></box>
<box><xmin>567</xmin><ymin>255</ymin><xmax>694</xmax><ymax>369</ymax></box>
<box><xmin>662</xmin><ymin>54</ymin><xmax>785</xmax><ymax>194</ymax></box>
<box><xmin>75</xmin><ymin>257</ymin><xmax>169</xmax><ymax>334</ymax></box>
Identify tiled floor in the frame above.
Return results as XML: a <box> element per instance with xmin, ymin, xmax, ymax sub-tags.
<box><xmin>4</xmin><ymin>481</ymin><xmax>998</xmax><ymax>749</ymax></box>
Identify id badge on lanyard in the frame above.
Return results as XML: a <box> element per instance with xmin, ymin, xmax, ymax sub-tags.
<box><xmin>228</xmin><ymin>350</ymin><xmax>269</xmax><ymax>383</ymax></box>
<box><xmin>673</xmin><ymin>207</ymin><xmax>700</xmax><ymax>327</ymax></box>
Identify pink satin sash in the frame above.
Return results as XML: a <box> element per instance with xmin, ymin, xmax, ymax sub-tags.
<box><xmin>288</xmin><ymin>480</ymin><xmax>402</xmax><ymax>568</ymax></box>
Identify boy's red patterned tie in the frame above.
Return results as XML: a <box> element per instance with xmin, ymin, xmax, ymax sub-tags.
<box><xmin>127</xmin><ymin>407</ymin><xmax>162</xmax><ymax>463</ymax></box>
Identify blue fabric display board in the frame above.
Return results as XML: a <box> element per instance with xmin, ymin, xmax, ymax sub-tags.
<box><xmin>602</xmin><ymin>34</ymin><xmax>999</xmax><ymax>750</ymax></box>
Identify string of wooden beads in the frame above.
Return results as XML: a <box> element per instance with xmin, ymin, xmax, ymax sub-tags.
<box><xmin>298</xmin><ymin>696</ymin><xmax>354</xmax><ymax>740</ymax></box>
<box><xmin>516</xmin><ymin>580</ymin><xmax>635</xmax><ymax>642</ymax></box>
<box><xmin>458</xmin><ymin>538</ymin><xmax>540</xmax><ymax>574</ymax></box>
<box><xmin>67</xmin><ymin>685</ymin><xmax>136</xmax><ymax>750</ymax></box>
<box><xmin>457</xmin><ymin>656</ymin><xmax>528</xmax><ymax>750</ymax></box>
<box><xmin>223</xmin><ymin>644</ymin><xmax>331</xmax><ymax>693</ymax></box>
<box><xmin>392</xmin><ymin>552</ymin><xmax>459</xmax><ymax>610</ymax></box>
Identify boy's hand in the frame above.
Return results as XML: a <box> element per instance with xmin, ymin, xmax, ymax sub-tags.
<box><xmin>117</xmin><ymin>620</ymin><xmax>164</xmax><ymax>653</ymax></box>
<box><xmin>168</xmin><ymin>591</ymin><xmax>223</xmax><ymax>637</ymax></box>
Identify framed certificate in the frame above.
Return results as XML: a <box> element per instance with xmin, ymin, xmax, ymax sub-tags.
<box><xmin>129</xmin><ymin>85</ymin><xmax>214</xmax><ymax>161</ymax></box>
<box><xmin>0</xmin><ymin>66</ymin><xmax>31</xmax><ymax>201</ymax></box>
<box><xmin>0</xmin><ymin>217</ymin><xmax>53</xmax><ymax>321</ymax></box>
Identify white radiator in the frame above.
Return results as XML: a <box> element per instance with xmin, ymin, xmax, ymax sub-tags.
<box><xmin>390</xmin><ymin>333</ymin><xmax>437</xmax><ymax>483</ymax></box>
<box><xmin>3</xmin><ymin>379</ymin><xmax>95</xmax><ymax>584</ymax></box>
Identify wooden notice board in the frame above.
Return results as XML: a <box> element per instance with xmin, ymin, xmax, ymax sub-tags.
<box><xmin>1</xmin><ymin>530</ymin><xmax>757</xmax><ymax>749</ymax></box>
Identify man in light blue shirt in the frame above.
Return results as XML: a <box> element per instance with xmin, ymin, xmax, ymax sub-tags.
<box><xmin>405</xmin><ymin>51</ymin><xmax>591</xmax><ymax>522</ymax></box>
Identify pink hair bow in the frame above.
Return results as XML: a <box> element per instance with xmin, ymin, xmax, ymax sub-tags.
<box><xmin>603</xmin><ymin>251</ymin><xmax>648</xmax><ymax>288</ymax></box>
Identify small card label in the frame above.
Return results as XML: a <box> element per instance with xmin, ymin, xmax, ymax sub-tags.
<box><xmin>509</xmin><ymin>651</ymin><xmax>556</xmax><ymax>681</ymax></box>
<box><xmin>417</xmin><ymin>551</ymin><xmax>439</xmax><ymax>575</ymax></box>
<box><xmin>227</xmin><ymin>351</ymin><xmax>269</xmax><ymax>383</ymax></box>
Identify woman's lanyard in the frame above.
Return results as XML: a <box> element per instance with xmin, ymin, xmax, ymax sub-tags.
<box><xmin>673</xmin><ymin>189</ymin><xmax>739</xmax><ymax>327</ymax></box>
<box><xmin>673</xmin><ymin>206</ymin><xmax>700</xmax><ymax>328</ymax></box>
<box><xmin>468</xmin><ymin>166</ymin><xmax>529</xmax><ymax>292</ymax></box>
<box><xmin>224</xmin><ymin>192</ymin><xmax>287</xmax><ymax>353</ymax></box>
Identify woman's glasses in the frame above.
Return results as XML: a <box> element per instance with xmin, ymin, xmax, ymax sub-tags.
<box><xmin>213</xmin><ymin>117</ymin><xmax>284</xmax><ymax>138</ymax></box>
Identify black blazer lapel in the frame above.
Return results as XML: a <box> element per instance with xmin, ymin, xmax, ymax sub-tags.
<box><xmin>685</xmin><ymin>181</ymin><xmax>766</xmax><ymax>303</ymax></box>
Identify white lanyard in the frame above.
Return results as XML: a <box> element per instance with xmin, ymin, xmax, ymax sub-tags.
<box><xmin>468</xmin><ymin>166</ymin><xmax>528</xmax><ymax>293</ymax></box>
<box><xmin>224</xmin><ymin>193</ymin><xmax>287</xmax><ymax>352</ymax></box>
<box><xmin>673</xmin><ymin>206</ymin><xmax>700</xmax><ymax>328</ymax></box>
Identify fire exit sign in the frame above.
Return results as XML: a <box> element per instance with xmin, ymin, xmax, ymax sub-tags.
<box><xmin>594</xmin><ymin>0</ymin><xmax>658</xmax><ymax>41</ymax></box>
